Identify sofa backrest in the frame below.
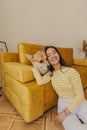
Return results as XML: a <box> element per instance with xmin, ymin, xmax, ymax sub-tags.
<box><xmin>18</xmin><ymin>42</ymin><xmax>73</xmax><ymax>65</ymax></box>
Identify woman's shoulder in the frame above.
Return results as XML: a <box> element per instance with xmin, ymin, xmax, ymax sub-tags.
<box><xmin>62</xmin><ymin>66</ymin><xmax>78</xmax><ymax>73</ymax></box>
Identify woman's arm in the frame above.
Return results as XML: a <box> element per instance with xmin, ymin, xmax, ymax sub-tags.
<box><xmin>56</xmin><ymin>68</ymin><xmax>84</xmax><ymax>122</ymax></box>
<box><xmin>32</xmin><ymin>67</ymin><xmax>51</xmax><ymax>85</ymax></box>
<box><xmin>66</xmin><ymin>68</ymin><xmax>85</xmax><ymax>112</ymax></box>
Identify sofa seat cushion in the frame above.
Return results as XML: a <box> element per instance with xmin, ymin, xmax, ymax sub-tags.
<box><xmin>4</xmin><ymin>62</ymin><xmax>34</xmax><ymax>83</ymax></box>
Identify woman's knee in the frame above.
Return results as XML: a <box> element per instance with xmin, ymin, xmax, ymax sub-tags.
<box><xmin>62</xmin><ymin>114</ymin><xmax>87</xmax><ymax>130</ymax></box>
<box><xmin>78</xmin><ymin>101</ymin><xmax>87</xmax><ymax>123</ymax></box>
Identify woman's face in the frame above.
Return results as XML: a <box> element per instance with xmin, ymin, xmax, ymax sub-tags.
<box><xmin>46</xmin><ymin>48</ymin><xmax>60</xmax><ymax>65</ymax></box>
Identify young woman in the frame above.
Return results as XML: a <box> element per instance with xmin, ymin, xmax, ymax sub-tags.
<box><xmin>32</xmin><ymin>46</ymin><xmax>87</xmax><ymax>130</ymax></box>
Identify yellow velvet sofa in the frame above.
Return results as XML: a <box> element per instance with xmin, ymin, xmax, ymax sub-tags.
<box><xmin>1</xmin><ymin>42</ymin><xmax>87</xmax><ymax>122</ymax></box>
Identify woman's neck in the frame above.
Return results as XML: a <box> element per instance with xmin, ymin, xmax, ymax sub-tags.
<box><xmin>53</xmin><ymin>63</ymin><xmax>61</xmax><ymax>70</ymax></box>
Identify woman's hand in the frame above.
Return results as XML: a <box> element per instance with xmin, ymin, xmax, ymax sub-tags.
<box><xmin>56</xmin><ymin>111</ymin><xmax>66</xmax><ymax>123</ymax></box>
<box><xmin>56</xmin><ymin>108</ymin><xmax>70</xmax><ymax>123</ymax></box>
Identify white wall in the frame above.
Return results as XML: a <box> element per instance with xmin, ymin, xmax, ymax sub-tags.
<box><xmin>0</xmin><ymin>0</ymin><xmax>87</xmax><ymax>58</ymax></box>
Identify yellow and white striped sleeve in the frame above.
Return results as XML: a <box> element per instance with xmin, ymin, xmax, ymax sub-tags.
<box><xmin>67</xmin><ymin>68</ymin><xmax>85</xmax><ymax>112</ymax></box>
<box><xmin>32</xmin><ymin>67</ymin><xmax>51</xmax><ymax>85</ymax></box>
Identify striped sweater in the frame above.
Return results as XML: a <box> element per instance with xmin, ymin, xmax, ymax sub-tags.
<box><xmin>32</xmin><ymin>67</ymin><xmax>85</xmax><ymax>112</ymax></box>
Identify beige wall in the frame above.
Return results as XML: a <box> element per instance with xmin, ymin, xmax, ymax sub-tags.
<box><xmin>0</xmin><ymin>0</ymin><xmax>87</xmax><ymax>58</ymax></box>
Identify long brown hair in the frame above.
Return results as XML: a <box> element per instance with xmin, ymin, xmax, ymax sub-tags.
<box><xmin>44</xmin><ymin>46</ymin><xmax>68</xmax><ymax>72</ymax></box>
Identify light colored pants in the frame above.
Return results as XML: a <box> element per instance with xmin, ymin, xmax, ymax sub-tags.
<box><xmin>58</xmin><ymin>97</ymin><xmax>87</xmax><ymax>130</ymax></box>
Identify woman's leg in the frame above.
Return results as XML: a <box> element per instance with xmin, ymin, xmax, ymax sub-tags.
<box><xmin>76</xmin><ymin>100</ymin><xmax>87</xmax><ymax>124</ymax></box>
<box><xmin>58</xmin><ymin>98</ymin><xmax>87</xmax><ymax>130</ymax></box>
<box><xmin>62</xmin><ymin>113</ymin><xmax>87</xmax><ymax>130</ymax></box>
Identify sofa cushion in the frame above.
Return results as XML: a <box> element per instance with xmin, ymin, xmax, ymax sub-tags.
<box><xmin>18</xmin><ymin>43</ymin><xmax>73</xmax><ymax>65</ymax></box>
<box><xmin>18</xmin><ymin>43</ymin><xmax>43</xmax><ymax>65</ymax></box>
<box><xmin>58</xmin><ymin>48</ymin><xmax>73</xmax><ymax>65</ymax></box>
<box><xmin>4</xmin><ymin>62</ymin><xmax>34</xmax><ymax>83</ymax></box>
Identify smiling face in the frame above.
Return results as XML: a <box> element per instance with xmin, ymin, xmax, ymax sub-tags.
<box><xmin>46</xmin><ymin>47</ymin><xmax>60</xmax><ymax>66</ymax></box>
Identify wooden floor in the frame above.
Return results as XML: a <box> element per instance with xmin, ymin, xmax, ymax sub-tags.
<box><xmin>0</xmin><ymin>88</ymin><xmax>87</xmax><ymax>130</ymax></box>
<box><xmin>0</xmin><ymin>93</ymin><xmax>64</xmax><ymax>130</ymax></box>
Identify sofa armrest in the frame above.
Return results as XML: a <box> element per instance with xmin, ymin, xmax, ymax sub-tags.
<box><xmin>73</xmin><ymin>59</ymin><xmax>87</xmax><ymax>66</ymax></box>
<box><xmin>72</xmin><ymin>59</ymin><xmax>87</xmax><ymax>88</ymax></box>
<box><xmin>0</xmin><ymin>53</ymin><xmax>19</xmax><ymax>87</ymax></box>
<box><xmin>1</xmin><ymin>52</ymin><xmax>19</xmax><ymax>63</ymax></box>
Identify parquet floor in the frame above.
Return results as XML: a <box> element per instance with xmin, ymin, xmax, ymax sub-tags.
<box><xmin>0</xmin><ymin>88</ymin><xmax>87</xmax><ymax>130</ymax></box>
<box><xmin>0</xmin><ymin>93</ymin><xmax>64</xmax><ymax>130</ymax></box>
